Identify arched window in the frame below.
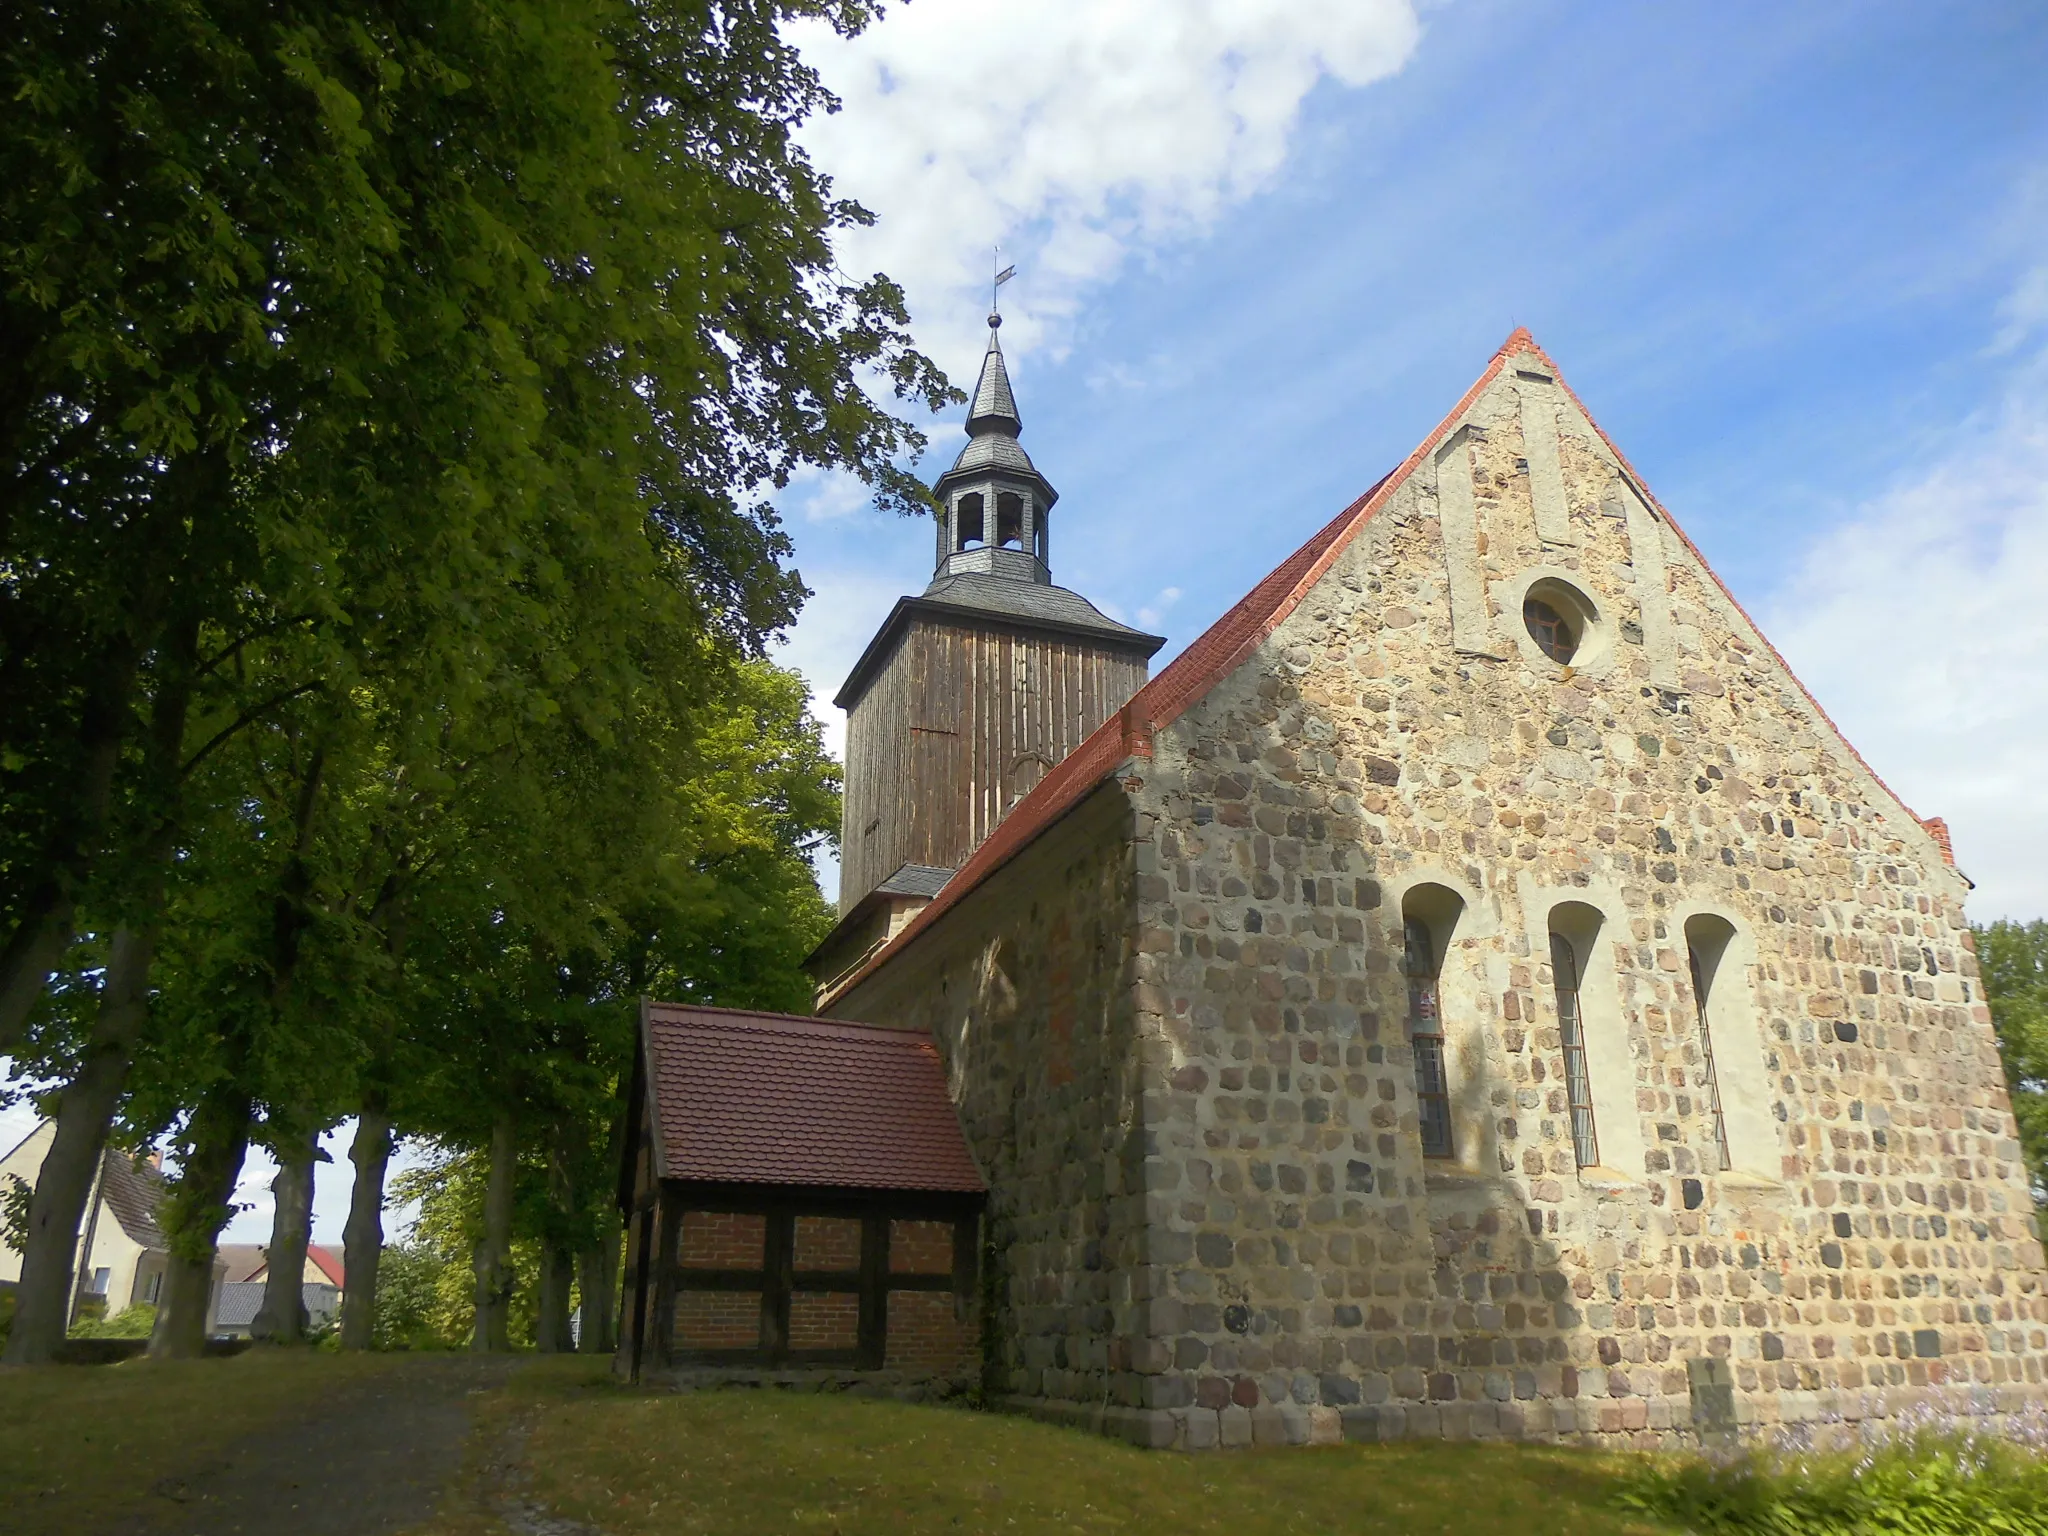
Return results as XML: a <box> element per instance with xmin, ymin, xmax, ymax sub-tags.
<box><xmin>1006</xmin><ymin>753</ymin><xmax>1050</xmax><ymax>809</ymax></box>
<box><xmin>996</xmin><ymin>491</ymin><xmax>1025</xmax><ymax>549</ymax></box>
<box><xmin>1547</xmin><ymin>905</ymin><xmax>1603</xmax><ymax>1169</ymax></box>
<box><xmin>955</xmin><ymin>492</ymin><xmax>985</xmax><ymax>550</ymax></box>
<box><xmin>1685</xmin><ymin>914</ymin><xmax>1738</xmax><ymax>1172</ymax></box>
<box><xmin>1033</xmin><ymin>504</ymin><xmax>1048</xmax><ymax>564</ymax></box>
<box><xmin>1401</xmin><ymin>884</ymin><xmax>1465</xmax><ymax>1160</ymax></box>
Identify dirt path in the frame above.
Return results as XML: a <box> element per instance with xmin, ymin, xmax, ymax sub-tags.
<box><xmin>108</xmin><ymin>1355</ymin><xmax>518</xmax><ymax>1536</ymax></box>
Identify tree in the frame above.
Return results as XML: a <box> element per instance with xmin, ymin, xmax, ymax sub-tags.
<box><xmin>0</xmin><ymin>0</ymin><xmax>953</xmax><ymax>1042</ymax></box>
<box><xmin>1976</xmin><ymin>920</ymin><xmax>2048</xmax><ymax>1209</ymax></box>
<box><xmin>2</xmin><ymin>0</ymin><xmax>954</xmax><ymax>1361</ymax></box>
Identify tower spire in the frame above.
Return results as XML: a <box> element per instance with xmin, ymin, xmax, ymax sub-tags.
<box><xmin>932</xmin><ymin>305</ymin><xmax>1055</xmax><ymax>585</ymax></box>
<box><xmin>965</xmin><ymin>313</ymin><xmax>1022</xmax><ymax>436</ymax></box>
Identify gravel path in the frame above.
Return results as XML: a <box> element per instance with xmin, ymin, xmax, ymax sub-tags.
<box><xmin>109</xmin><ymin>1355</ymin><xmax>518</xmax><ymax>1536</ymax></box>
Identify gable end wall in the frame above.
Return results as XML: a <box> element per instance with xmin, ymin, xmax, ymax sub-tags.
<box><xmin>1119</xmin><ymin>356</ymin><xmax>2048</xmax><ymax>1449</ymax></box>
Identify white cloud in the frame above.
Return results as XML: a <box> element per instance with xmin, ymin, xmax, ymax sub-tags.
<box><xmin>792</xmin><ymin>0</ymin><xmax>1423</xmax><ymax>370</ymax></box>
<box><xmin>1763</xmin><ymin>333</ymin><xmax>2048</xmax><ymax>920</ymax></box>
<box><xmin>1137</xmin><ymin>584</ymin><xmax>1184</xmax><ymax>632</ymax></box>
<box><xmin>785</xmin><ymin>462</ymin><xmax>906</xmax><ymax>525</ymax></box>
<box><xmin>1991</xmin><ymin>263</ymin><xmax>2048</xmax><ymax>355</ymax></box>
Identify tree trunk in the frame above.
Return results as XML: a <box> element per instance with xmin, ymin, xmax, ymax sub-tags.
<box><xmin>577</xmin><ymin>1218</ymin><xmax>620</xmax><ymax>1354</ymax></box>
<box><xmin>537</xmin><ymin>1244</ymin><xmax>575</xmax><ymax>1353</ymax></box>
<box><xmin>149</xmin><ymin>1083</ymin><xmax>255</xmax><ymax>1360</ymax></box>
<box><xmin>472</xmin><ymin>1113</ymin><xmax>517</xmax><ymax>1352</ymax></box>
<box><xmin>2</xmin><ymin>606</ymin><xmax>198</xmax><ymax>1355</ymax></box>
<box><xmin>2</xmin><ymin>927</ymin><xmax>157</xmax><ymax>1364</ymax></box>
<box><xmin>339</xmin><ymin>1099</ymin><xmax>393</xmax><ymax>1351</ymax></box>
<box><xmin>0</xmin><ymin>635</ymin><xmax>138</xmax><ymax>1054</ymax></box>
<box><xmin>251</xmin><ymin>1124</ymin><xmax>319</xmax><ymax>1344</ymax></box>
<box><xmin>536</xmin><ymin>1122</ymin><xmax>577</xmax><ymax>1353</ymax></box>
<box><xmin>0</xmin><ymin>898</ymin><xmax>77</xmax><ymax>1057</ymax></box>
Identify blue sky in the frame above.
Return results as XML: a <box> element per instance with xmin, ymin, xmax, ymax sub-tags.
<box><xmin>10</xmin><ymin>1</ymin><xmax>2045</xmax><ymax>1244</ymax></box>
<box><xmin>781</xmin><ymin>0</ymin><xmax>2048</xmax><ymax>922</ymax></box>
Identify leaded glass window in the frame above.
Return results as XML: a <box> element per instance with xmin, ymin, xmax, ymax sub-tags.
<box><xmin>1405</xmin><ymin>917</ymin><xmax>1454</xmax><ymax>1160</ymax></box>
<box><xmin>1550</xmin><ymin>930</ymin><xmax>1600</xmax><ymax>1169</ymax></box>
<box><xmin>1689</xmin><ymin>948</ymin><xmax>1733</xmax><ymax>1172</ymax></box>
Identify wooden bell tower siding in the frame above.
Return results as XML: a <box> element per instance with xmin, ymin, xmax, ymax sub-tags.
<box><xmin>618</xmin><ymin>1003</ymin><xmax>987</xmax><ymax>1384</ymax></box>
<box><xmin>835</xmin><ymin>591</ymin><xmax>1159</xmax><ymax>912</ymax></box>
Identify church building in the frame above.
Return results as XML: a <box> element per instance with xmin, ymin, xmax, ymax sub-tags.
<box><xmin>803</xmin><ymin>322</ymin><xmax>2048</xmax><ymax>1450</ymax></box>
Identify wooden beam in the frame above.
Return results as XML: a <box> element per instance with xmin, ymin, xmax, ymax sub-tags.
<box><xmin>650</xmin><ymin>1187</ymin><xmax>683</xmax><ymax>1367</ymax></box>
<box><xmin>858</xmin><ymin>1214</ymin><xmax>890</xmax><ymax>1370</ymax></box>
<box><xmin>761</xmin><ymin>1213</ymin><xmax>794</xmax><ymax>1362</ymax></box>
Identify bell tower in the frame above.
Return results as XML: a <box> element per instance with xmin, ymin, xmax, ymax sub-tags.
<box><xmin>811</xmin><ymin>313</ymin><xmax>1165</xmax><ymax>988</ymax></box>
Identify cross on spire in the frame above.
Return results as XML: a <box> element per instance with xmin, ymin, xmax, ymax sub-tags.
<box><xmin>992</xmin><ymin>246</ymin><xmax>1016</xmax><ymax>320</ymax></box>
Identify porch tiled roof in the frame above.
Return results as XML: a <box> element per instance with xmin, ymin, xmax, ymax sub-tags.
<box><xmin>641</xmin><ymin>1003</ymin><xmax>984</xmax><ymax>1194</ymax></box>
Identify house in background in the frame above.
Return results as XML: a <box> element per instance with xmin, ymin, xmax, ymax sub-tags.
<box><xmin>212</xmin><ymin>1243</ymin><xmax>345</xmax><ymax>1338</ymax></box>
<box><xmin>0</xmin><ymin>1121</ymin><xmax>173</xmax><ymax>1325</ymax></box>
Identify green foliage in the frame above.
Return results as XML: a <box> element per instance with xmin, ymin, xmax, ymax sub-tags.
<box><xmin>1</xmin><ymin>1173</ymin><xmax>29</xmax><ymax>1253</ymax></box>
<box><xmin>1976</xmin><ymin>920</ymin><xmax>2048</xmax><ymax>1207</ymax></box>
<box><xmin>3</xmin><ymin>0</ymin><xmax>894</xmax><ymax>1352</ymax></box>
<box><xmin>1614</xmin><ymin>1434</ymin><xmax>2048</xmax><ymax>1535</ymax></box>
<box><xmin>388</xmin><ymin>1145</ymin><xmax>549</xmax><ymax>1349</ymax></box>
<box><xmin>69</xmin><ymin>1301</ymin><xmax>156</xmax><ymax>1339</ymax></box>
<box><xmin>366</xmin><ymin>1243</ymin><xmax>461</xmax><ymax>1351</ymax></box>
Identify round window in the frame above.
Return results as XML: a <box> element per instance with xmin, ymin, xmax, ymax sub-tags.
<box><xmin>1524</xmin><ymin>594</ymin><xmax>1579</xmax><ymax>663</ymax></box>
<box><xmin>1518</xmin><ymin>576</ymin><xmax>1604</xmax><ymax>670</ymax></box>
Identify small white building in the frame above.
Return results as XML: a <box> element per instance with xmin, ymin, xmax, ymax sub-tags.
<box><xmin>0</xmin><ymin>1120</ymin><xmax>175</xmax><ymax>1323</ymax></box>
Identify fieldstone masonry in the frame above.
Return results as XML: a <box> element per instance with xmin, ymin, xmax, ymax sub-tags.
<box><xmin>829</xmin><ymin>334</ymin><xmax>2048</xmax><ymax>1450</ymax></box>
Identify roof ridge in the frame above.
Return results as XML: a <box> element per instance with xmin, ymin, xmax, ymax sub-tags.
<box><xmin>646</xmin><ymin>1000</ymin><xmax>931</xmax><ymax>1037</ymax></box>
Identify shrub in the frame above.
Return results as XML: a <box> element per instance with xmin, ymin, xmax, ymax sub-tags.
<box><xmin>70</xmin><ymin>1302</ymin><xmax>156</xmax><ymax>1340</ymax></box>
<box><xmin>370</xmin><ymin>1243</ymin><xmax>465</xmax><ymax>1350</ymax></box>
<box><xmin>1615</xmin><ymin>1428</ymin><xmax>2048</xmax><ymax>1535</ymax></box>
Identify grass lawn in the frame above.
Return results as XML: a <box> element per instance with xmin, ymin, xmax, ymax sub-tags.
<box><xmin>461</xmin><ymin>1357</ymin><xmax>1678</xmax><ymax>1536</ymax></box>
<box><xmin>3</xmin><ymin>1351</ymin><xmax>1680</xmax><ymax>1535</ymax></box>
<box><xmin>0</xmin><ymin>1349</ymin><xmax>405</xmax><ymax>1532</ymax></box>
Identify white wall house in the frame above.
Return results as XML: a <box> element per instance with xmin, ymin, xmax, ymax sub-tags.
<box><xmin>1</xmin><ymin>1121</ymin><xmax>175</xmax><ymax>1324</ymax></box>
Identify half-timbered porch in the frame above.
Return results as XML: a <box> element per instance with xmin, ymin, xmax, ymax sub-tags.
<box><xmin>619</xmin><ymin>1003</ymin><xmax>986</xmax><ymax>1388</ymax></box>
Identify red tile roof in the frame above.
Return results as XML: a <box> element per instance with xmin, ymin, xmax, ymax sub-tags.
<box><xmin>1920</xmin><ymin>817</ymin><xmax>1956</xmax><ymax>866</ymax></box>
<box><xmin>306</xmin><ymin>1244</ymin><xmax>345</xmax><ymax>1288</ymax></box>
<box><xmin>823</xmin><ymin>328</ymin><xmax>1957</xmax><ymax>1004</ymax></box>
<box><xmin>640</xmin><ymin>1002</ymin><xmax>985</xmax><ymax>1194</ymax></box>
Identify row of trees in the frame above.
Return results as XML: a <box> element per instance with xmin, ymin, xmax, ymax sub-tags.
<box><xmin>1</xmin><ymin>0</ymin><xmax>950</xmax><ymax>1362</ymax></box>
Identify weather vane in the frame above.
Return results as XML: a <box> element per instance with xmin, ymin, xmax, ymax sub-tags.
<box><xmin>991</xmin><ymin>245</ymin><xmax>1016</xmax><ymax>321</ymax></box>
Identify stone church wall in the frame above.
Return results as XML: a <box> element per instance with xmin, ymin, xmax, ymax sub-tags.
<box><xmin>831</xmin><ymin>782</ymin><xmax>1171</xmax><ymax>1440</ymax></box>
<box><xmin>1121</xmin><ymin>359</ymin><xmax>2048</xmax><ymax>1449</ymax></box>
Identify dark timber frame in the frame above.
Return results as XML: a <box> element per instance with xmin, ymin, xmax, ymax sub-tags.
<box><xmin>642</xmin><ymin>1183</ymin><xmax>980</xmax><ymax>1371</ymax></box>
<box><xmin>617</xmin><ymin>1042</ymin><xmax>984</xmax><ymax>1376</ymax></box>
